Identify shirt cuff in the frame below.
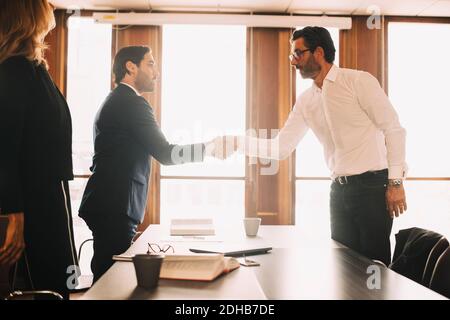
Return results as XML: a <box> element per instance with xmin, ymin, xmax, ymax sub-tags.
<box><xmin>388</xmin><ymin>165</ymin><xmax>407</xmax><ymax>180</ymax></box>
<box><xmin>204</xmin><ymin>141</ymin><xmax>215</xmax><ymax>157</ymax></box>
<box><xmin>236</xmin><ymin>136</ymin><xmax>246</xmax><ymax>154</ymax></box>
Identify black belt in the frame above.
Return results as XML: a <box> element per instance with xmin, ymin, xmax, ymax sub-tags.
<box><xmin>333</xmin><ymin>169</ymin><xmax>388</xmax><ymax>185</ymax></box>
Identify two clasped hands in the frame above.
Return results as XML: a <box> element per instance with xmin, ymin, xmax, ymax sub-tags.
<box><xmin>205</xmin><ymin>136</ymin><xmax>239</xmax><ymax>160</ymax></box>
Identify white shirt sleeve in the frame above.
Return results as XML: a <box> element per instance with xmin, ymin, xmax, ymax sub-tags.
<box><xmin>355</xmin><ymin>72</ymin><xmax>407</xmax><ymax>179</ymax></box>
<box><xmin>237</xmin><ymin>98</ymin><xmax>309</xmax><ymax>160</ymax></box>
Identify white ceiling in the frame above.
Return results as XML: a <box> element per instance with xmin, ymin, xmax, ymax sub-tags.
<box><xmin>52</xmin><ymin>0</ymin><xmax>450</xmax><ymax>17</ymax></box>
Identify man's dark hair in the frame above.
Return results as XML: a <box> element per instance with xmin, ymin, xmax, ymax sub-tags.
<box><xmin>291</xmin><ymin>27</ymin><xmax>335</xmax><ymax>63</ymax></box>
<box><xmin>113</xmin><ymin>46</ymin><xmax>150</xmax><ymax>85</ymax></box>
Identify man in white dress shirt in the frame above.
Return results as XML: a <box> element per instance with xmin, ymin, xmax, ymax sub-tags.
<box><xmin>236</xmin><ymin>27</ymin><xmax>407</xmax><ymax>265</ymax></box>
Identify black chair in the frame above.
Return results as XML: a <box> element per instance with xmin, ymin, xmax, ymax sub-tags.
<box><xmin>371</xmin><ymin>259</ymin><xmax>388</xmax><ymax>268</ymax></box>
<box><xmin>1</xmin><ymin>218</ymin><xmax>64</xmax><ymax>300</ymax></box>
<box><xmin>72</xmin><ymin>238</ymin><xmax>94</xmax><ymax>292</ymax></box>
<box><xmin>6</xmin><ymin>240</ymin><xmax>95</xmax><ymax>298</ymax></box>
<box><xmin>389</xmin><ymin>227</ymin><xmax>444</xmax><ymax>285</ymax></box>
<box><xmin>429</xmin><ymin>247</ymin><xmax>450</xmax><ymax>298</ymax></box>
<box><xmin>132</xmin><ymin>231</ymin><xmax>143</xmax><ymax>243</ymax></box>
<box><xmin>2</xmin><ymin>253</ymin><xmax>64</xmax><ymax>300</ymax></box>
<box><xmin>73</xmin><ymin>231</ymin><xmax>143</xmax><ymax>293</ymax></box>
<box><xmin>5</xmin><ymin>290</ymin><xmax>63</xmax><ymax>300</ymax></box>
<box><xmin>422</xmin><ymin>237</ymin><xmax>449</xmax><ymax>287</ymax></box>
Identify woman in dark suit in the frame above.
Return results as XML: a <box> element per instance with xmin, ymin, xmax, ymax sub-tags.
<box><xmin>0</xmin><ymin>0</ymin><xmax>78</xmax><ymax>299</ymax></box>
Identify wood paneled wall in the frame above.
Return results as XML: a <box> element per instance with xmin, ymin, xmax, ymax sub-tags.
<box><xmin>45</xmin><ymin>10</ymin><xmax>70</xmax><ymax>94</ymax></box>
<box><xmin>246</xmin><ymin>28</ymin><xmax>296</xmax><ymax>225</ymax></box>
<box><xmin>340</xmin><ymin>16</ymin><xmax>385</xmax><ymax>88</ymax></box>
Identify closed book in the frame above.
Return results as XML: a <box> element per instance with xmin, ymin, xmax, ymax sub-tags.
<box><xmin>170</xmin><ymin>218</ymin><xmax>215</xmax><ymax>236</ymax></box>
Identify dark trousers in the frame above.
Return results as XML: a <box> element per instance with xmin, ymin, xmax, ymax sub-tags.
<box><xmin>83</xmin><ymin>214</ymin><xmax>137</xmax><ymax>283</ymax></box>
<box><xmin>21</xmin><ymin>180</ymin><xmax>78</xmax><ymax>300</ymax></box>
<box><xmin>330</xmin><ymin>169</ymin><xmax>393</xmax><ymax>266</ymax></box>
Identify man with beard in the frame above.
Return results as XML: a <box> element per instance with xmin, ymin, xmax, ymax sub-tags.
<box><xmin>79</xmin><ymin>46</ymin><xmax>223</xmax><ymax>282</ymax></box>
<box><xmin>235</xmin><ymin>27</ymin><xmax>407</xmax><ymax>266</ymax></box>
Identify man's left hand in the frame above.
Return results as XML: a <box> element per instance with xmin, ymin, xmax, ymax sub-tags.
<box><xmin>386</xmin><ymin>185</ymin><xmax>407</xmax><ymax>218</ymax></box>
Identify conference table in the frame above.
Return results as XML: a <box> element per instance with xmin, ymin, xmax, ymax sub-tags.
<box><xmin>82</xmin><ymin>224</ymin><xmax>446</xmax><ymax>300</ymax></box>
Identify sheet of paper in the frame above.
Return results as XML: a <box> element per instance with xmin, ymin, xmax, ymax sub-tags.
<box><xmin>160</xmin><ymin>236</ymin><xmax>224</xmax><ymax>242</ymax></box>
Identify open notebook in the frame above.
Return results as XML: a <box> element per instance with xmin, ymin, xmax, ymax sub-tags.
<box><xmin>113</xmin><ymin>253</ymin><xmax>240</xmax><ymax>281</ymax></box>
<box><xmin>160</xmin><ymin>254</ymin><xmax>240</xmax><ymax>281</ymax></box>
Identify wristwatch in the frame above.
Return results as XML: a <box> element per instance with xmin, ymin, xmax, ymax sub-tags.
<box><xmin>388</xmin><ymin>179</ymin><xmax>403</xmax><ymax>187</ymax></box>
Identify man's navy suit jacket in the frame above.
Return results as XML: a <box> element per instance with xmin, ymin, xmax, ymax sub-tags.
<box><xmin>79</xmin><ymin>84</ymin><xmax>205</xmax><ymax>224</ymax></box>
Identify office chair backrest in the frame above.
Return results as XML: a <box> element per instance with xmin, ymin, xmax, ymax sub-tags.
<box><xmin>390</xmin><ymin>227</ymin><xmax>444</xmax><ymax>284</ymax></box>
<box><xmin>429</xmin><ymin>247</ymin><xmax>450</xmax><ymax>299</ymax></box>
<box><xmin>422</xmin><ymin>237</ymin><xmax>449</xmax><ymax>287</ymax></box>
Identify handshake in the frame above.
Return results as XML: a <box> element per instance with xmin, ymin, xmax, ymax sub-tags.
<box><xmin>205</xmin><ymin>136</ymin><xmax>239</xmax><ymax>160</ymax></box>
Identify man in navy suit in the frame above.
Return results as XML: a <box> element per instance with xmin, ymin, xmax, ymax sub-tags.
<box><xmin>79</xmin><ymin>46</ymin><xmax>224</xmax><ymax>282</ymax></box>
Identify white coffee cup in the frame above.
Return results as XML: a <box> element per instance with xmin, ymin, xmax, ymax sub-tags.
<box><xmin>243</xmin><ymin>218</ymin><xmax>261</xmax><ymax>237</ymax></box>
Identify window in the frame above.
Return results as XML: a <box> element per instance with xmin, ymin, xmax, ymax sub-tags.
<box><xmin>160</xmin><ymin>179</ymin><xmax>245</xmax><ymax>226</ymax></box>
<box><xmin>160</xmin><ymin>25</ymin><xmax>246</xmax><ymax>225</ymax></box>
<box><xmin>295</xmin><ymin>28</ymin><xmax>339</xmax><ymax>236</ymax></box>
<box><xmin>66</xmin><ymin>17</ymin><xmax>112</xmax><ymax>274</ymax></box>
<box><xmin>388</xmin><ymin>22</ymin><xmax>450</xmax><ymax>239</ymax></box>
<box><xmin>68</xmin><ymin>18</ymin><xmax>112</xmax><ymax>177</ymax></box>
<box><xmin>389</xmin><ymin>22</ymin><xmax>450</xmax><ymax>177</ymax></box>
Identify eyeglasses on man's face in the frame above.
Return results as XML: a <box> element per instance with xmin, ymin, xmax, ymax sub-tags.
<box><xmin>147</xmin><ymin>243</ymin><xmax>175</xmax><ymax>254</ymax></box>
<box><xmin>289</xmin><ymin>48</ymin><xmax>312</xmax><ymax>61</ymax></box>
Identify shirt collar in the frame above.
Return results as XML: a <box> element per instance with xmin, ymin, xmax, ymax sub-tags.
<box><xmin>120</xmin><ymin>82</ymin><xmax>141</xmax><ymax>96</ymax></box>
<box><xmin>310</xmin><ymin>64</ymin><xmax>339</xmax><ymax>92</ymax></box>
<box><xmin>325</xmin><ymin>64</ymin><xmax>339</xmax><ymax>83</ymax></box>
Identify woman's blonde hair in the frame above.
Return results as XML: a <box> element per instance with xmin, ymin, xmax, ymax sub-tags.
<box><xmin>0</xmin><ymin>0</ymin><xmax>55</xmax><ymax>66</ymax></box>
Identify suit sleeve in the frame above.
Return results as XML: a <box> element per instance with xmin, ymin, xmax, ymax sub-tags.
<box><xmin>0</xmin><ymin>59</ymin><xmax>31</xmax><ymax>214</ymax></box>
<box><xmin>126</xmin><ymin>98</ymin><xmax>205</xmax><ymax>165</ymax></box>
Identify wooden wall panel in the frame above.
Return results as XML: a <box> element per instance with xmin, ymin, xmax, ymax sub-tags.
<box><xmin>340</xmin><ymin>16</ymin><xmax>385</xmax><ymax>89</ymax></box>
<box><xmin>246</xmin><ymin>28</ymin><xmax>296</xmax><ymax>225</ymax></box>
<box><xmin>45</xmin><ymin>10</ymin><xmax>69</xmax><ymax>95</ymax></box>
